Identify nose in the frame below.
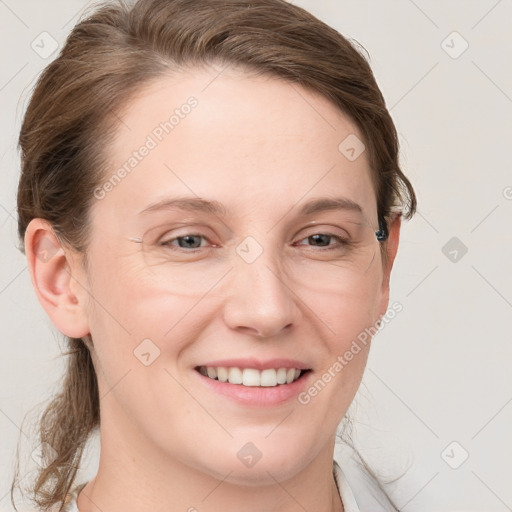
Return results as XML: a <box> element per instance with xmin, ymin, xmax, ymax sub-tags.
<box><xmin>222</xmin><ymin>244</ymin><xmax>301</xmax><ymax>338</ymax></box>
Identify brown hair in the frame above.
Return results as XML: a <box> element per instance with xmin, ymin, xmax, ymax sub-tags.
<box><xmin>12</xmin><ymin>0</ymin><xmax>416</xmax><ymax>510</ymax></box>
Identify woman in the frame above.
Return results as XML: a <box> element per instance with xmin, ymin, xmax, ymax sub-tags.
<box><xmin>12</xmin><ymin>0</ymin><xmax>416</xmax><ymax>511</ymax></box>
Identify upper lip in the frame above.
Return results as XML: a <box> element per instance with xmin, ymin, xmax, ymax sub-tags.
<box><xmin>196</xmin><ymin>358</ymin><xmax>311</xmax><ymax>371</ymax></box>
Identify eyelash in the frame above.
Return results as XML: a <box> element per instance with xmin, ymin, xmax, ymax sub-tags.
<box><xmin>159</xmin><ymin>232</ymin><xmax>351</xmax><ymax>252</ymax></box>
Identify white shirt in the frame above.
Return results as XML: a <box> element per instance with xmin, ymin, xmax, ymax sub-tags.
<box><xmin>61</xmin><ymin>460</ymin><xmax>360</xmax><ymax>512</ymax></box>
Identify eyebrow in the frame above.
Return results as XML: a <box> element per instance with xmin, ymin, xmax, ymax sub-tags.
<box><xmin>138</xmin><ymin>195</ymin><xmax>363</xmax><ymax>217</ymax></box>
<box><xmin>297</xmin><ymin>197</ymin><xmax>363</xmax><ymax>216</ymax></box>
<box><xmin>139</xmin><ymin>196</ymin><xmax>229</xmax><ymax>216</ymax></box>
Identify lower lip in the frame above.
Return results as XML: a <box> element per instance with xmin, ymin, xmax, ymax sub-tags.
<box><xmin>194</xmin><ymin>370</ymin><xmax>313</xmax><ymax>407</ymax></box>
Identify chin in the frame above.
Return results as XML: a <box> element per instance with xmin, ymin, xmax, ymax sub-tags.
<box><xmin>195</xmin><ymin>441</ymin><xmax>316</xmax><ymax>486</ymax></box>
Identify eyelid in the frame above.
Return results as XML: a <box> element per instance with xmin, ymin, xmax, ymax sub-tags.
<box><xmin>294</xmin><ymin>232</ymin><xmax>351</xmax><ymax>250</ymax></box>
<box><xmin>297</xmin><ymin>223</ymin><xmax>352</xmax><ymax>240</ymax></box>
<box><xmin>155</xmin><ymin>224</ymin><xmax>216</xmax><ymax>242</ymax></box>
<box><xmin>143</xmin><ymin>220</ymin><xmax>222</xmax><ymax>240</ymax></box>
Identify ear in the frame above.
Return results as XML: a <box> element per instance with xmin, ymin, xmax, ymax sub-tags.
<box><xmin>24</xmin><ymin>218</ymin><xmax>90</xmax><ymax>338</ymax></box>
<box><xmin>378</xmin><ymin>213</ymin><xmax>401</xmax><ymax>318</ymax></box>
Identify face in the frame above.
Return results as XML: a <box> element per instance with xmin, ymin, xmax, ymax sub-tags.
<box><xmin>73</xmin><ymin>65</ymin><xmax>395</xmax><ymax>484</ymax></box>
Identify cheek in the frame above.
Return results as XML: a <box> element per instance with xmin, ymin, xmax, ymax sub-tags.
<box><xmin>86</xmin><ymin>245</ymin><xmax>384</xmax><ymax>368</ymax></box>
<box><xmin>84</xmin><ymin>253</ymin><xmax>210</xmax><ymax>372</ymax></box>
<box><xmin>83</xmin><ymin>265</ymin><xmax>201</xmax><ymax>430</ymax></box>
<box><xmin>296</xmin><ymin>261</ymin><xmax>384</xmax><ymax>340</ymax></box>
<box><xmin>295</xmin><ymin>263</ymin><xmax>382</xmax><ymax>406</ymax></box>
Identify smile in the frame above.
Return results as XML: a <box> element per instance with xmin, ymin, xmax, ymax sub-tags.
<box><xmin>196</xmin><ymin>366</ymin><xmax>310</xmax><ymax>387</ymax></box>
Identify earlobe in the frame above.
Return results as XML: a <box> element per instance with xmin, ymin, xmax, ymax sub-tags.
<box><xmin>24</xmin><ymin>219</ymin><xmax>90</xmax><ymax>338</ymax></box>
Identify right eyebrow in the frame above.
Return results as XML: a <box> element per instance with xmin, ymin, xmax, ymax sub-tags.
<box><xmin>138</xmin><ymin>196</ymin><xmax>229</xmax><ymax>216</ymax></box>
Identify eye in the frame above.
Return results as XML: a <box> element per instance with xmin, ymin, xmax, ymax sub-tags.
<box><xmin>295</xmin><ymin>232</ymin><xmax>350</xmax><ymax>250</ymax></box>
<box><xmin>159</xmin><ymin>233</ymin><xmax>213</xmax><ymax>250</ymax></box>
<box><xmin>157</xmin><ymin>231</ymin><xmax>351</xmax><ymax>252</ymax></box>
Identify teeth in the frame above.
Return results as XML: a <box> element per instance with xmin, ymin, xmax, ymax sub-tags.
<box><xmin>228</xmin><ymin>367</ymin><xmax>242</xmax><ymax>384</ymax></box>
<box><xmin>276</xmin><ymin>368</ymin><xmax>287</xmax><ymax>384</ymax></box>
<box><xmin>217</xmin><ymin>367</ymin><xmax>229</xmax><ymax>382</ymax></box>
<box><xmin>199</xmin><ymin>366</ymin><xmax>305</xmax><ymax>387</ymax></box>
<box><xmin>243</xmin><ymin>368</ymin><xmax>260</xmax><ymax>386</ymax></box>
<box><xmin>260</xmin><ymin>369</ymin><xmax>277</xmax><ymax>387</ymax></box>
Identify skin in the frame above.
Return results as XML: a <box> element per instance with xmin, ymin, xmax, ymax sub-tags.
<box><xmin>25</xmin><ymin>64</ymin><xmax>400</xmax><ymax>512</ymax></box>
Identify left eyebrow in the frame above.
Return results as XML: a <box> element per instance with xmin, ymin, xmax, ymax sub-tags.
<box><xmin>296</xmin><ymin>196</ymin><xmax>363</xmax><ymax>216</ymax></box>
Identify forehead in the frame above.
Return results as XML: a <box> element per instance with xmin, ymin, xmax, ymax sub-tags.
<box><xmin>95</xmin><ymin>65</ymin><xmax>377</xmax><ymax>223</ymax></box>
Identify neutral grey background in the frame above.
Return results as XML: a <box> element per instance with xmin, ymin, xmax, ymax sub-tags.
<box><xmin>1</xmin><ymin>1</ymin><xmax>511</xmax><ymax>511</ymax></box>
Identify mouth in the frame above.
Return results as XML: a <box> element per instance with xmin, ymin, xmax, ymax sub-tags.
<box><xmin>195</xmin><ymin>365</ymin><xmax>312</xmax><ymax>387</ymax></box>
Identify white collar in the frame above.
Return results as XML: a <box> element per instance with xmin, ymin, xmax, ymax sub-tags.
<box><xmin>334</xmin><ymin>459</ymin><xmax>361</xmax><ymax>512</ymax></box>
